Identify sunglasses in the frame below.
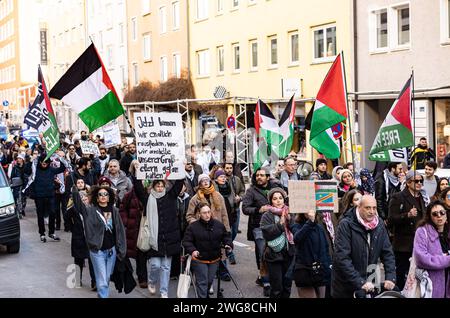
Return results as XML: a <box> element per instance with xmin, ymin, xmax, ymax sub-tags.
<box><xmin>413</xmin><ymin>179</ymin><xmax>423</xmax><ymax>184</ymax></box>
<box><xmin>98</xmin><ymin>192</ymin><xmax>109</xmax><ymax>197</ymax></box>
<box><xmin>431</xmin><ymin>210</ymin><xmax>446</xmax><ymax>217</ymax></box>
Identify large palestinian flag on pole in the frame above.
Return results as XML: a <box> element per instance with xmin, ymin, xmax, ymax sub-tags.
<box><xmin>23</xmin><ymin>66</ymin><xmax>60</xmax><ymax>160</ymax></box>
<box><xmin>277</xmin><ymin>95</ymin><xmax>295</xmax><ymax>159</ymax></box>
<box><xmin>253</xmin><ymin>100</ymin><xmax>279</xmax><ymax>170</ymax></box>
<box><xmin>49</xmin><ymin>43</ymin><xmax>124</xmax><ymax>132</ymax></box>
<box><xmin>309</xmin><ymin>53</ymin><xmax>348</xmax><ymax>159</ymax></box>
<box><xmin>369</xmin><ymin>76</ymin><xmax>413</xmax><ymax>162</ymax></box>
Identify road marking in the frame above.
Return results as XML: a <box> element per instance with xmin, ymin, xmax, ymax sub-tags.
<box><xmin>233</xmin><ymin>240</ymin><xmax>250</xmax><ymax>248</ymax></box>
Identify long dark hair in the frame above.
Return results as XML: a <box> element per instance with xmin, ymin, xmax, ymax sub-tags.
<box><xmin>341</xmin><ymin>189</ymin><xmax>360</xmax><ymax>213</ymax></box>
<box><xmin>417</xmin><ymin>200</ymin><xmax>449</xmax><ymax>234</ymax></box>
<box><xmin>433</xmin><ymin>179</ymin><xmax>449</xmax><ymax>200</ymax></box>
<box><xmin>90</xmin><ymin>185</ymin><xmax>116</xmax><ymax>208</ymax></box>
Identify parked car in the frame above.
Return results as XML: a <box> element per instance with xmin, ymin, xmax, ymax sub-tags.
<box><xmin>0</xmin><ymin>166</ymin><xmax>20</xmax><ymax>254</ymax></box>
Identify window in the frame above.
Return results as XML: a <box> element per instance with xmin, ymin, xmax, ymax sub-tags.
<box><xmin>442</xmin><ymin>0</ymin><xmax>450</xmax><ymax>42</ymax></box>
<box><xmin>107</xmin><ymin>45</ymin><xmax>113</xmax><ymax>68</ymax></box>
<box><xmin>232</xmin><ymin>0</ymin><xmax>239</xmax><ymax>9</ymax></box>
<box><xmin>249</xmin><ymin>40</ymin><xmax>258</xmax><ymax>70</ymax></box>
<box><xmin>217</xmin><ymin>0</ymin><xmax>224</xmax><ymax>14</ymax></box>
<box><xmin>143</xmin><ymin>34</ymin><xmax>151</xmax><ymax>61</ymax></box>
<box><xmin>248</xmin><ymin>0</ymin><xmax>257</xmax><ymax>5</ymax></box>
<box><xmin>131</xmin><ymin>17</ymin><xmax>137</xmax><ymax>41</ymax></box>
<box><xmin>217</xmin><ymin>46</ymin><xmax>224</xmax><ymax>74</ymax></box>
<box><xmin>448</xmin><ymin>0</ymin><xmax>450</xmax><ymax>37</ymax></box>
<box><xmin>119</xmin><ymin>23</ymin><xmax>125</xmax><ymax>45</ymax></box>
<box><xmin>98</xmin><ymin>31</ymin><xmax>103</xmax><ymax>51</ymax></box>
<box><xmin>375</xmin><ymin>9</ymin><xmax>388</xmax><ymax>48</ymax></box>
<box><xmin>173</xmin><ymin>53</ymin><xmax>181</xmax><ymax>78</ymax></box>
<box><xmin>268</xmin><ymin>36</ymin><xmax>278</xmax><ymax>67</ymax></box>
<box><xmin>133</xmin><ymin>63</ymin><xmax>139</xmax><ymax>86</ymax></box>
<box><xmin>396</xmin><ymin>5</ymin><xmax>410</xmax><ymax>46</ymax></box>
<box><xmin>120</xmin><ymin>65</ymin><xmax>126</xmax><ymax>88</ymax></box>
<box><xmin>172</xmin><ymin>1</ymin><xmax>180</xmax><ymax>30</ymax></box>
<box><xmin>197</xmin><ymin>0</ymin><xmax>208</xmax><ymax>20</ymax></box>
<box><xmin>289</xmin><ymin>32</ymin><xmax>299</xmax><ymax>64</ymax></box>
<box><xmin>313</xmin><ymin>25</ymin><xmax>336</xmax><ymax>61</ymax></box>
<box><xmin>106</xmin><ymin>3</ymin><xmax>113</xmax><ymax>29</ymax></box>
<box><xmin>142</xmin><ymin>0</ymin><xmax>151</xmax><ymax>15</ymax></box>
<box><xmin>197</xmin><ymin>49</ymin><xmax>210</xmax><ymax>76</ymax></box>
<box><xmin>160</xmin><ymin>6</ymin><xmax>167</xmax><ymax>34</ymax></box>
<box><xmin>160</xmin><ymin>56</ymin><xmax>168</xmax><ymax>81</ymax></box>
<box><xmin>232</xmin><ymin>43</ymin><xmax>240</xmax><ymax>72</ymax></box>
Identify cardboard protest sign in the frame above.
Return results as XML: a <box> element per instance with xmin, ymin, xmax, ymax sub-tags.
<box><xmin>288</xmin><ymin>180</ymin><xmax>338</xmax><ymax>213</ymax></box>
<box><xmin>134</xmin><ymin>112</ymin><xmax>185</xmax><ymax>180</ymax></box>
<box><xmin>103</xmin><ymin>120</ymin><xmax>121</xmax><ymax>148</ymax></box>
<box><xmin>80</xmin><ymin>140</ymin><xmax>100</xmax><ymax>156</ymax></box>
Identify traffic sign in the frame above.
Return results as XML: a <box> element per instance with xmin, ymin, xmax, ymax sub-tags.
<box><xmin>227</xmin><ymin>115</ymin><xmax>236</xmax><ymax>130</ymax></box>
<box><xmin>2</xmin><ymin>100</ymin><xmax>9</xmax><ymax>107</ymax></box>
<box><xmin>332</xmin><ymin>123</ymin><xmax>344</xmax><ymax>139</ymax></box>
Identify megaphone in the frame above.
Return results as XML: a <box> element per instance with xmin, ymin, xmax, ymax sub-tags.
<box><xmin>297</xmin><ymin>161</ymin><xmax>314</xmax><ymax>179</ymax></box>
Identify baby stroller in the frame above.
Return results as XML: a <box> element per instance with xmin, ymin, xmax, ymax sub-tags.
<box><xmin>354</xmin><ymin>286</ymin><xmax>405</xmax><ymax>298</ymax></box>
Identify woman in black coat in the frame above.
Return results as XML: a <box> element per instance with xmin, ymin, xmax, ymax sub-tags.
<box><xmin>133</xmin><ymin>177</ymin><xmax>184</xmax><ymax>298</ymax></box>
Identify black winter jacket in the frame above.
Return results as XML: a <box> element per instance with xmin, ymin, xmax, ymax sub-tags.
<box><xmin>260</xmin><ymin>211</ymin><xmax>295</xmax><ymax>263</ymax></box>
<box><xmin>374</xmin><ymin>171</ymin><xmax>401</xmax><ymax>220</ymax></box>
<box><xmin>33</xmin><ymin>164</ymin><xmax>66</xmax><ymax>198</ymax></box>
<box><xmin>134</xmin><ymin>178</ymin><xmax>184</xmax><ymax>257</ymax></box>
<box><xmin>242</xmin><ymin>178</ymin><xmax>282</xmax><ymax>241</ymax></box>
<box><xmin>182</xmin><ymin>218</ymin><xmax>232</xmax><ymax>261</ymax></box>
<box><xmin>388</xmin><ymin>187</ymin><xmax>425</xmax><ymax>253</ymax></box>
<box><xmin>331</xmin><ymin>207</ymin><xmax>396</xmax><ymax>298</ymax></box>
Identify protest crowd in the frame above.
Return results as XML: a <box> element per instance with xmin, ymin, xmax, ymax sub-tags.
<box><xmin>1</xmin><ymin>129</ymin><xmax>449</xmax><ymax>299</ymax></box>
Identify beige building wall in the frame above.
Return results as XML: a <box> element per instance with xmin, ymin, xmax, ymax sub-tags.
<box><xmin>189</xmin><ymin>0</ymin><xmax>353</xmax><ymax>100</ymax></box>
<box><xmin>127</xmin><ymin>0</ymin><xmax>189</xmax><ymax>90</ymax></box>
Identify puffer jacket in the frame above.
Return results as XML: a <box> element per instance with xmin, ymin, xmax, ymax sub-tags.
<box><xmin>331</xmin><ymin>207</ymin><xmax>396</xmax><ymax>298</ymax></box>
<box><xmin>119</xmin><ymin>187</ymin><xmax>143</xmax><ymax>259</ymax></box>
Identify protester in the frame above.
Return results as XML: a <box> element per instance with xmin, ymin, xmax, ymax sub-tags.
<box><xmin>119</xmin><ymin>143</ymin><xmax>136</xmax><ymax>175</ymax></box>
<box><xmin>375</xmin><ymin>161</ymin><xmax>403</xmax><ymax>221</ymax></box>
<box><xmin>182</xmin><ymin>202</ymin><xmax>233</xmax><ymax>298</ymax></box>
<box><xmin>133</xmin><ymin>177</ymin><xmax>185</xmax><ymax>298</ymax></box>
<box><xmin>423</xmin><ymin>161</ymin><xmax>439</xmax><ymax>199</ymax></box>
<box><xmin>98</xmin><ymin>146</ymin><xmax>110</xmax><ymax>176</ymax></box>
<box><xmin>315</xmin><ymin>158</ymin><xmax>332</xmax><ymax>180</ymax></box>
<box><xmin>292</xmin><ymin>209</ymin><xmax>331</xmax><ymax>298</ymax></box>
<box><xmin>440</xmin><ymin>187</ymin><xmax>450</xmax><ymax>210</ymax></box>
<box><xmin>359</xmin><ymin>168</ymin><xmax>375</xmax><ymax>196</ymax></box>
<box><xmin>279</xmin><ymin>157</ymin><xmax>300</xmax><ymax>189</ymax></box>
<box><xmin>8</xmin><ymin>153</ymin><xmax>27</xmax><ymax>218</ymax></box>
<box><xmin>413</xmin><ymin>200</ymin><xmax>450</xmax><ymax>298</ymax></box>
<box><xmin>242</xmin><ymin>168</ymin><xmax>281</xmax><ymax>297</ymax></box>
<box><xmin>103</xmin><ymin>159</ymin><xmax>132</xmax><ymax>202</ymax></box>
<box><xmin>184</xmin><ymin>160</ymin><xmax>199</xmax><ymax>198</ymax></box>
<box><xmin>410</xmin><ymin>137</ymin><xmax>436</xmax><ymax>170</ymax></box>
<box><xmin>388</xmin><ymin>170</ymin><xmax>426</xmax><ymax>290</ymax></box>
<box><xmin>66</xmin><ymin>144</ymin><xmax>80</xmax><ymax>169</ymax></box>
<box><xmin>332</xmin><ymin>195</ymin><xmax>396</xmax><ymax>298</ymax></box>
<box><xmin>337</xmin><ymin>169</ymin><xmax>362</xmax><ymax>198</ymax></box>
<box><xmin>339</xmin><ymin>189</ymin><xmax>363</xmax><ymax>217</ymax></box>
<box><xmin>331</xmin><ymin>166</ymin><xmax>343</xmax><ymax>182</ymax></box>
<box><xmin>431</xmin><ymin>178</ymin><xmax>449</xmax><ymax>201</ymax></box>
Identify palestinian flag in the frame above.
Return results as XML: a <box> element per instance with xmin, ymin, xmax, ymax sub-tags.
<box><xmin>277</xmin><ymin>95</ymin><xmax>296</xmax><ymax>158</ymax></box>
<box><xmin>49</xmin><ymin>44</ymin><xmax>124</xmax><ymax>132</ymax></box>
<box><xmin>309</xmin><ymin>53</ymin><xmax>348</xmax><ymax>159</ymax></box>
<box><xmin>369</xmin><ymin>77</ymin><xmax>413</xmax><ymax>162</ymax></box>
<box><xmin>28</xmin><ymin>66</ymin><xmax>60</xmax><ymax>160</ymax></box>
<box><xmin>252</xmin><ymin>100</ymin><xmax>279</xmax><ymax>170</ymax></box>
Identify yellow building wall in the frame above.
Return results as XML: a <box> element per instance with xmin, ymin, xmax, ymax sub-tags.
<box><xmin>189</xmin><ymin>0</ymin><xmax>353</xmax><ymax>100</ymax></box>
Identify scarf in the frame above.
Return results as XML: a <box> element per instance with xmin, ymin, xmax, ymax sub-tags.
<box><xmin>322</xmin><ymin>212</ymin><xmax>335</xmax><ymax>244</ymax></box>
<box><xmin>269</xmin><ymin>205</ymin><xmax>294</xmax><ymax>245</ymax></box>
<box><xmin>356</xmin><ymin>208</ymin><xmax>379</xmax><ymax>231</ymax></box>
<box><xmin>186</xmin><ymin>169</ymin><xmax>195</xmax><ymax>181</ymax></box>
<box><xmin>147</xmin><ymin>189</ymin><xmax>166</xmax><ymax>252</ymax></box>
<box><xmin>197</xmin><ymin>185</ymin><xmax>222</xmax><ymax>210</ymax></box>
<box><xmin>360</xmin><ymin>168</ymin><xmax>375</xmax><ymax>195</ymax></box>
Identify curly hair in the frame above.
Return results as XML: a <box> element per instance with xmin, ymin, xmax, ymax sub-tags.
<box><xmin>89</xmin><ymin>185</ymin><xmax>116</xmax><ymax>207</ymax></box>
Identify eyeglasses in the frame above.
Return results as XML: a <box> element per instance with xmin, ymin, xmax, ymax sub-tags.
<box><xmin>431</xmin><ymin>210</ymin><xmax>446</xmax><ymax>217</ymax></box>
<box><xmin>98</xmin><ymin>192</ymin><xmax>109</xmax><ymax>197</ymax></box>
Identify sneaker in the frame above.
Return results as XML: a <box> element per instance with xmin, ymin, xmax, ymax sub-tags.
<box><xmin>148</xmin><ymin>284</ymin><xmax>156</xmax><ymax>295</ymax></box>
<box><xmin>139</xmin><ymin>282</ymin><xmax>148</xmax><ymax>289</ymax></box>
<box><xmin>55</xmin><ymin>226</ymin><xmax>61</xmax><ymax>231</ymax></box>
<box><xmin>48</xmin><ymin>234</ymin><xmax>61</xmax><ymax>241</ymax></box>
<box><xmin>209</xmin><ymin>285</ymin><xmax>214</xmax><ymax>295</ymax></box>
<box><xmin>160</xmin><ymin>293</ymin><xmax>168</xmax><ymax>298</ymax></box>
<box><xmin>91</xmin><ymin>282</ymin><xmax>97</xmax><ymax>292</ymax></box>
<box><xmin>255</xmin><ymin>276</ymin><xmax>263</xmax><ymax>287</ymax></box>
<box><xmin>40</xmin><ymin>235</ymin><xmax>47</xmax><ymax>243</ymax></box>
<box><xmin>263</xmin><ymin>285</ymin><xmax>271</xmax><ymax>297</ymax></box>
<box><xmin>237</xmin><ymin>230</ymin><xmax>242</xmax><ymax>234</ymax></box>
<box><xmin>228</xmin><ymin>255</ymin><xmax>236</xmax><ymax>265</ymax></box>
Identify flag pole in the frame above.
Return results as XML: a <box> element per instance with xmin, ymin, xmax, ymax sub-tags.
<box><xmin>411</xmin><ymin>69</ymin><xmax>415</xmax><ymax>172</ymax></box>
<box><xmin>341</xmin><ymin>51</ymin><xmax>355</xmax><ymax>167</ymax></box>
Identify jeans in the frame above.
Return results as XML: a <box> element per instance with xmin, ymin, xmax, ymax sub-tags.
<box><xmin>89</xmin><ymin>247</ymin><xmax>117</xmax><ymax>298</ymax></box>
<box><xmin>35</xmin><ymin>197</ymin><xmax>56</xmax><ymax>236</ymax></box>
<box><xmin>148</xmin><ymin>256</ymin><xmax>172</xmax><ymax>296</ymax></box>
<box><xmin>253</xmin><ymin>227</ymin><xmax>269</xmax><ymax>285</ymax></box>
<box><xmin>192</xmin><ymin>260</ymin><xmax>219</xmax><ymax>298</ymax></box>
<box><xmin>12</xmin><ymin>186</ymin><xmax>26</xmax><ymax>215</ymax></box>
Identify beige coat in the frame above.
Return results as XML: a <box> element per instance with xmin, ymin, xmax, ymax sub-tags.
<box><xmin>186</xmin><ymin>192</ymin><xmax>230</xmax><ymax>232</ymax></box>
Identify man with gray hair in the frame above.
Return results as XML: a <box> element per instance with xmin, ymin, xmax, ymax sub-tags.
<box><xmin>332</xmin><ymin>195</ymin><xmax>396</xmax><ymax>298</ymax></box>
<box><xmin>388</xmin><ymin>170</ymin><xmax>425</xmax><ymax>290</ymax></box>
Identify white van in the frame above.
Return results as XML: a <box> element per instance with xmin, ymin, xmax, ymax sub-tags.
<box><xmin>0</xmin><ymin>166</ymin><xmax>20</xmax><ymax>253</ymax></box>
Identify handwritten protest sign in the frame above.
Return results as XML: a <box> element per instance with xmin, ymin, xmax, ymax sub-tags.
<box><xmin>80</xmin><ymin>140</ymin><xmax>100</xmax><ymax>156</ymax></box>
<box><xmin>288</xmin><ymin>180</ymin><xmax>338</xmax><ymax>213</ymax></box>
<box><xmin>103</xmin><ymin>120</ymin><xmax>121</xmax><ymax>148</ymax></box>
<box><xmin>134</xmin><ymin>112</ymin><xmax>185</xmax><ymax>180</ymax></box>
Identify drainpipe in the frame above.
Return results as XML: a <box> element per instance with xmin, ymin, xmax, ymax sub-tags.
<box><xmin>186</xmin><ymin>0</ymin><xmax>191</xmax><ymax>80</ymax></box>
<box><xmin>352</xmin><ymin>0</ymin><xmax>359</xmax><ymax>164</ymax></box>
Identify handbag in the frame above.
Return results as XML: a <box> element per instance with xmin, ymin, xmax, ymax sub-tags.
<box><xmin>136</xmin><ymin>215</ymin><xmax>151</xmax><ymax>252</ymax></box>
<box><xmin>267</xmin><ymin>233</ymin><xmax>287</xmax><ymax>253</ymax></box>
<box><xmin>177</xmin><ymin>256</ymin><xmax>192</xmax><ymax>298</ymax></box>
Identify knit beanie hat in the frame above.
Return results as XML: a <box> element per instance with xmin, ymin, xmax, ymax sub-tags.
<box><xmin>214</xmin><ymin>170</ymin><xmax>226</xmax><ymax>179</ymax></box>
<box><xmin>267</xmin><ymin>187</ymin><xmax>288</xmax><ymax>203</ymax></box>
<box><xmin>198</xmin><ymin>173</ymin><xmax>211</xmax><ymax>184</ymax></box>
<box><xmin>316</xmin><ymin>158</ymin><xmax>327</xmax><ymax>168</ymax></box>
